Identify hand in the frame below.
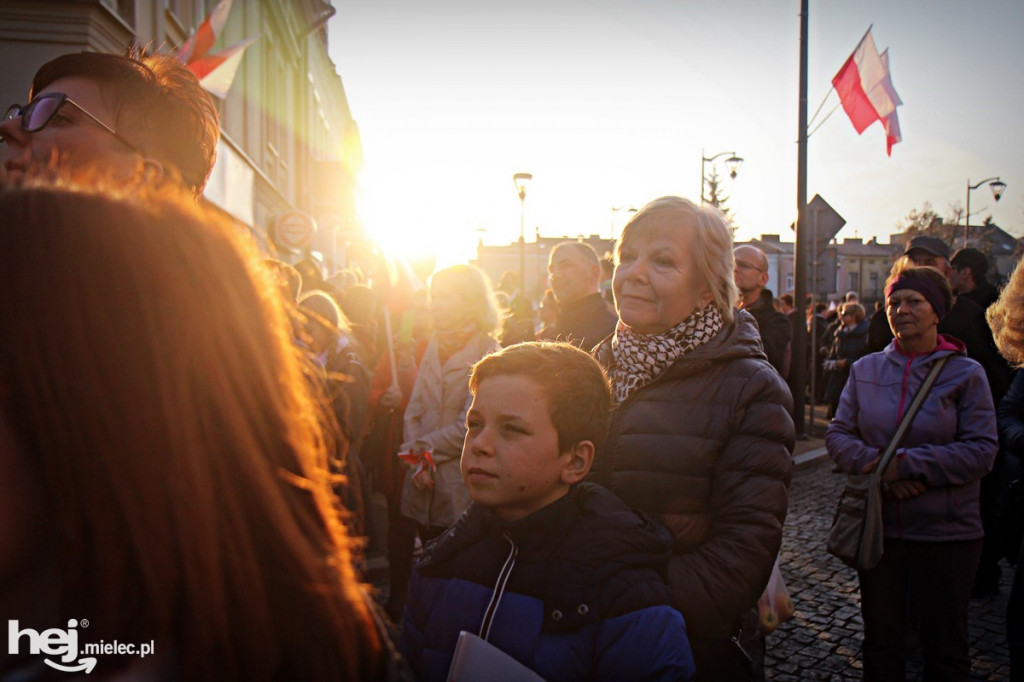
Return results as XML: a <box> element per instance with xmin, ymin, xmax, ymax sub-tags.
<box><xmin>379</xmin><ymin>385</ymin><xmax>403</xmax><ymax>409</ymax></box>
<box><xmin>862</xmin><ymin>455</ymin><xmax>900</xmax><ymax>484</ymax></box>
<box><xmin>885</xmin><ymin>480</ymin><xmax>926</xmax><ymax>500</ymax></box>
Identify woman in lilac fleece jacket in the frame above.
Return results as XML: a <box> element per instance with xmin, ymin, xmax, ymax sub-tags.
<box><xmin>827</xmin><ymin>266</ymin><xmax>998</xmax><ymax>681</ymax></box>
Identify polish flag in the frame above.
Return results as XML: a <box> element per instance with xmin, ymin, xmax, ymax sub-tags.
<box><xmin>177</xmin><ymin>0</ymin><xmax>234</xmax><ymax>64</ymax></box>
<box><xmin>188</xmin><ymin>37</ymin><xmax>257</xmax><ymax>99</ymax></box>
<box><xmin>878</xmin><ymin>50</ymin><xmax>902</xmax><ymax>156</ymax></box>
<box><xmin>831</xmin><ymin>27</ymin><xmax>903</xmax><ymax>154</ymax></box>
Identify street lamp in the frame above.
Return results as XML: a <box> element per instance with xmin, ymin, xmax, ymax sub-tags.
<box><xmin>513</xmin><ymin>172</ymin><xmax>532</xmax><ymax>294</ymax></box>
<box><xmin>610</xmin><ymin>205</ymin><xmax>637</xmax><ymax>241</ymax></box>
<box><xmin>700</xmin><ymin>149</ymin><xmax>744</xmax><ymax>204</ymax></box>
<box><xmin>964</xmin><ymin>176</ymin><xmax>1007</xmax><ymax>246</ymax></box>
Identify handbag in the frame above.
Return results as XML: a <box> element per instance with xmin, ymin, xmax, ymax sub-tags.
<box><xmin>826</xmin><ymin>355</ymin><xmax>950</xmax><ymax>571</ymax></box>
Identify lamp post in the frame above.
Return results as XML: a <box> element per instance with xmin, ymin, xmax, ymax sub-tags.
<box><xmin>610</xmin><ymin>205</ymin><xmax>637</xmax><ymax>241</ymax></box>
<box><xmin>700</xmin><ymin>149</ymin><xmax>744</xmax><ymax>204</ymax></box>
<box><xmin>964</xmin><ymin>176</ymin><xmax>1007</xmax><ymax>247</ymax></box>
<box><xmin>513</xmin><ymin>172</ymin><xmax>532</xmax><ymax>295</ymax></box>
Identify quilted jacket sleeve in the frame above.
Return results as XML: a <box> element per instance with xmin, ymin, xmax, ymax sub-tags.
<box><xmin>664</xmin><ymin>364</ymin><xmax>794</xmax><ymax>638</ymax></box>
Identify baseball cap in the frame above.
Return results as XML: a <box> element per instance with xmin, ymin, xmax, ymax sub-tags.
<box><xmin>903</xmin><ymin>235</ymin><xmax>950</xmax><ymax>260</ymax></box>
<box><xmin>950</xmin><ymin>247</ymin><xmax>988</xmax><ymax>277</ymax></box>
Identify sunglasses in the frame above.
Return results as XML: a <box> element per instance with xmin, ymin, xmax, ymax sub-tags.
<box><xmin>3</xmin><ymin>93</ymin><xmax>140</xmax><ymax>154</ymax></box>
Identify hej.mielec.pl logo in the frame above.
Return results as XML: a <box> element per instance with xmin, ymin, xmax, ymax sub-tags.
<box><xmin>8</xmin><ymin>619</ymin><xmax>155</xmax><ymax>674</ymax></box>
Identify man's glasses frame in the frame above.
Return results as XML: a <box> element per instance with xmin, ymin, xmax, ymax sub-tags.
<box><xmin>3</xmin><ymin>92</ymin><xmax>140</xmax><ymax>154</ymax></box>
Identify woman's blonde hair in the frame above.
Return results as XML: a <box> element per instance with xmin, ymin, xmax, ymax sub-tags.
<box><xmin>0</xmin><ymin>180</ymin><xmax>383</xmax><ymax>679</ymax></box>
<box><xmin>429</xmin><ymin>263</ymin><xmax>502</xmax><ymax>337</ymax></box>
<box><xmin>618</xmin><ymin>196</ymin><xmax>738</xmax><ymax>324</ymax></box>
<box><xmin>988</xmin><ymin>263</ymin><xmax>1024</xmax><ymax>366</ymax></box>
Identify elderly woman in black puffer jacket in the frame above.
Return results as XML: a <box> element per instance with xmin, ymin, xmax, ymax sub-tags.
<box><xmin>591</xmin><ymin>196</ymin><xmax>795</xmax><ymax>681</ymax></box>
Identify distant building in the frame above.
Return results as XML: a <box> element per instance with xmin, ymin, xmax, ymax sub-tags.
<box><xmin>893</xmin><ymin>221</ymin><xmax>1019</xmax><ymax>285</ymax></box>
<box><xmin>0</xmin><ymin>0</ymin><xmax>361</xmax><ymax>270</ymax></box>
<box><xmin>474</xmin><ymin>234</ymin><xmax>615</xmax><ymax>303</ymax></box>
<box><xmin>734</xmin><ymin>234</ymin><xmax>899</xmax><ymax>306</ymax></box>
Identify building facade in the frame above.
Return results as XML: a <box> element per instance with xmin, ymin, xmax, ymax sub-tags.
<box><xmin>0</xmin><ymin>0</ymin><xmax>361</xmax><ymax>268</ymax></box>
<box><xmin>735</xmin><ymin>234</ymin><xmax>900</xmax><ymax>306</ymax></box>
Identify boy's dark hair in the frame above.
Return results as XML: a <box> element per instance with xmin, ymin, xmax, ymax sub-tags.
<box><xmin>469</xmin><ymin>342</ymin><xmax>611</xmax><ymax>454</ymax></box>
<box><xmin>31</xmin><ymin>50</ymin><xmax>219</xmax><ymax>196</ymax></box>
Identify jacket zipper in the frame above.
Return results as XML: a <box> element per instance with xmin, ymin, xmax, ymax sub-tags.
<box><xmin>478</xmin><ymin>532</ymin><xmax>517</xmax><ymax>641</ymax></box>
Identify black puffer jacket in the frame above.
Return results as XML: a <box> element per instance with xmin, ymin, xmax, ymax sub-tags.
<box><xmin>592</xmin><ymin>309</ymin><xmax>794</xmax><ymax>643</ymax></box>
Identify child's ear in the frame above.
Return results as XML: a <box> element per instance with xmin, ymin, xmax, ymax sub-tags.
<box><xmin>560</xmin><ymin>440</ymin><xmax>595</xmax><ymax>485</ymax></box>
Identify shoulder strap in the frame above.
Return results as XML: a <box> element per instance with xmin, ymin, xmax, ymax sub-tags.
<box><xmin>877</xmin><ymin>354</ymin><xmax>951</xmax><ymax>477</ymax></box>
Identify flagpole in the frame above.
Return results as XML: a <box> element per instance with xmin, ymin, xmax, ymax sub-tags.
<box><xmin>792</xmin><ymin>0</ymin><xmax>810</xmax><ymax>437</ymax></box>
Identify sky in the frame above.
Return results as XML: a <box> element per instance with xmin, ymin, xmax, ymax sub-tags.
<box><xmin>326</xmin><ymin>0</ymin><xmax>1024</xmax><ymax>268</ymax></box>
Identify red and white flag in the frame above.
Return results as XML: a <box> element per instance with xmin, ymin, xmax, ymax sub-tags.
<box><xmin>176</xmin><ymin>0</ymin><xmax>234</xmax><ymax>63</ymax></box>
<box><xmin>832</xmin><ymin>27</ymin><xmax>903</xmax><ymax>154</ymax></box>
<box><xmin>187</xmin><ymin>37</ymin><xmax>257</xmax><ymax>99</ymax></box>
<box><xmin>878</xmin><ymin>50</ymin><xmax>902</xmax><ymax>156</ymax></box>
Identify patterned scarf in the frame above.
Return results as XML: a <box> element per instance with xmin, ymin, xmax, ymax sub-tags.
<box><xmin>610</xmin><ymin>303</ymin><xmax>724</xmax><ymax>405</ymax></box>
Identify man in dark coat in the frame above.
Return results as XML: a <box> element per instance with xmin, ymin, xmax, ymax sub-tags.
<box><xmin>733</xmin><ymin>245</ymin><xmax>792</xmax><ymax>378</ymax></box>
<box><xmin>537</xmin><ymin>242</ymin><xmax>617</xmax><ymax>351</ymax></box>
<box><xmin>951</xmin><ymin>247</ymin><xmax>1000</xmax><ymax>310</ymax></box>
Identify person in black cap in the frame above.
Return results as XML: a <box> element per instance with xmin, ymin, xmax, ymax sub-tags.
<box><xmin>867</xmin><ymin>234</ymin><xmax>1013</xmax><ymax>596</ymax></box>
<box><xmin>951</xmin><ymin>247</ymin><xmax>1000</xmax><ymax>310</ymax></box>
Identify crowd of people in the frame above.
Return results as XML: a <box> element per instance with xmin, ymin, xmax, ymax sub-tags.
<box><xmin>1</xmin><ymin>46</ymin><xmax>1022</xmax><ymax>682</ymax></box>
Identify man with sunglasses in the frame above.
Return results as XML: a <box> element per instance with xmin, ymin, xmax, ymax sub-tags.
<box><xmin>0</xmin><ymin>50</ymin><xmax>218</xmax><ymax>197</ymax></box>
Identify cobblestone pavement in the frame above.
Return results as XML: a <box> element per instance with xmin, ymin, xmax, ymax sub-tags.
<box><xmin>766</xmin><ymin>455</ymin><xmax>1013</xmax><ymax>681</ymax></box>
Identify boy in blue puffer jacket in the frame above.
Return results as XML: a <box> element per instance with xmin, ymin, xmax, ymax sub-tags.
<box><xmin>402</xmin><ymin>342</ymin><xmax>696</xmax><ymax>681</ymax></box>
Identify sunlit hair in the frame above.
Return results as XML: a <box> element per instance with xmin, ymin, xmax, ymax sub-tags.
<box><xmin>31</xmin><ymin>49</ymin><xmax>219</xmax><ymax>196</ymax></box>
<box><xmin>618</xmin><ymin>196</ymin><xmax>738</xmax><ymax>324</ymax></box>
<box><xmin>988</xmin><ymin>263</ymin><xmax>1024</xmax><ymax>366</ymax></box>
<box><xmin>429</xmin><ymin>264</ymin><xmax>501</xmax><ymax>337</ymax></box>
<box><xmin>265</xmin><ymin>258</ymin><xmax>302</xmax><ymax>301</ymax></box>
<box><xmin>299</xmin><ymin>289</ymin><xmax>352</xmax><ymax>336</ymax></box>
<box><xmin>469</xmin><ymin>342</ymin><xmax>611</xmax><ymax>454</ymax></box>
<box><xmin>840</xmin><ymin>302</ymin><xmax>866</xmax><ymax>323</ymax></box>
<box><xmin>0</xmin><ymin>180</ymin><xmax>382</xmax><ymax>679</ymax></box>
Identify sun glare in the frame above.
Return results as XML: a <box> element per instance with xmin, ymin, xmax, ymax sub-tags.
<box><xmin>355</xmin><ymin>167</ymin><xmax>490</xmax><ymax>271</ymax></box>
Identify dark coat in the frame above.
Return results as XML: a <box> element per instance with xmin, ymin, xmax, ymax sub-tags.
<box><xmin>742</xmin><ymin>289</ymin><xmax>792</xmax><ymax>376</ymax></box>
<box><xmin>962</xmin><ymin>281</ymin><xmax>1000</xmax><ymax>310</ymax></box>
<box><xmin>999</xmin><ymin>372</ymin><xmax>1024</xmax><ymax>458</ymax></box>
<box><xmin>592</xmin><ymin>310</ymin><xmax>794</xmax><ymax>673</ymax></box>
<box><xmin>536</xmin><ymin>292</ymin><xmax>618</xmax><ymax>352</ymax></box>
<box><xmin>825</xmin><ymin>320</ymin><xmax>870</xmax><ymax>405</ymax></box>
<box><xmin>402</xmin><ymin>483</ymin><xmax>696</xmax><ymax>681</ymax></box>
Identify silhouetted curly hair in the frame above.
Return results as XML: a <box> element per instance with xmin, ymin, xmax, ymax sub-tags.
<box><xmin>988</xmin><ymin>264</ymin><xmax>1024</xmax><ymax>366</ymax></box>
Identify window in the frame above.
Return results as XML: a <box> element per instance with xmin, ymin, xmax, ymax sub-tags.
<box><xmin>849</xmin><ymin>272</ymin><xmax>859</xmax><ymax>291</ymax></box>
